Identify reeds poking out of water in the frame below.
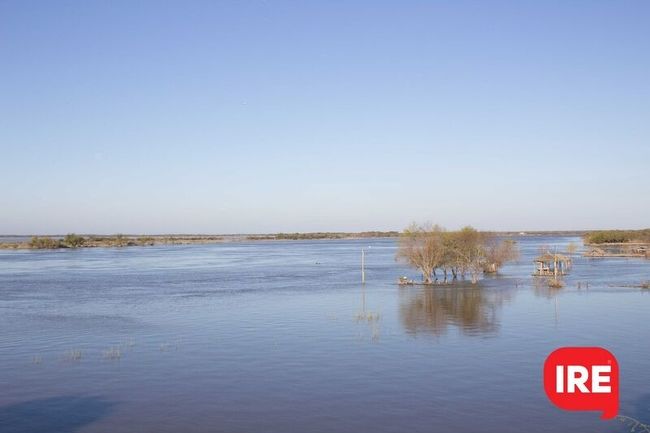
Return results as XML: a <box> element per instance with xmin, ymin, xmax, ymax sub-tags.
<box><xmin>101</xmin><ymin>338</ymin><xmax>134</xmax><ymax>360</ymax></box>
<box><xmin>64</xmin><ymin>350</ymin><xmax>82</xmax><ymax>361</ymax></box>
<box><xmin>548</xmin><ymin>279</ymin><xmax>564</xmax><ymax>289</ymax></box>
<box><xmin>355</xmin><ymin>311</ymin><xmax>381</xmax><ymax>322</ymax></box>
<box><xmin>102</xmin><ymin>347</ymin><xmax>121</xmax><ymax>360</ymax></box>
<box><xmin>355</xmin><ymin>311</ymin><xmax>382</xmax><ymax>342</ymax></box>
<box><xmin>30</xmin><ymin>338</ymin><xmax>187</xmax><ymax>365</ymax></box>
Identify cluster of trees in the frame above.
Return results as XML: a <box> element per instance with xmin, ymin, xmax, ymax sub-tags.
<box><xmin>396</xmin><ymin>224</ymin><xmax>519</xmax><ymax>284</ymax></box>
<box><xmin>64</xmin><ymin>233</ymin><xmax>85</xmax><ymax>247</ymax></box>
<box><xmin>584</xmin><ymin>229</ymin><xmax>650</xmax><ymax>244</ymax></box>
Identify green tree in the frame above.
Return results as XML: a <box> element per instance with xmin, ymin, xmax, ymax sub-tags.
<box><xmin>63</xmin><ymin>233</ymin><xmax>85</xmax><ymax>248</ymax></box>
<box><xmin>29</xmin><ymin>236</ymin><xmax>61</xmax><ymax>249</ymax></box>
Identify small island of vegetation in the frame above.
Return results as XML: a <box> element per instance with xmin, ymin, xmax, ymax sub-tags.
<box><xmin>396</xmin><ymin>223</ymin><xmax>519</xmax><ymax>284</ymax></box>
<box><xmin>583</xmin><ymin>229</ymin><xmax>650</xmax><ymax>258</ymax></box>
<box><xmin>0</xmin><ymin>234</ymin><xmax>224</xmax><ymax>250</ymax></box>
<box><xmin>584</xmin><ymin>229</ymin><xmax>650</xmax><ymax>244</ymax></box>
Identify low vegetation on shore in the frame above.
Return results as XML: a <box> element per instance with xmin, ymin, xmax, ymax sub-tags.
<box><xmin>0</xmin><ymin>234</ymin><xmax>224</xmax><ymax>250</ymax></box>
<box><xmin>396</xmin><ymin>223</ymin><xmax>519</xmax><ymax>284</ymax></box>
<box><xmin>5</xmin><ymin>229</ymin><xmax>648</xmax><ymax>254</ymax></box>
<box><xmin>584</xmin><ymin>229</ymin><xmax>650</xmax><ymax>244</ymax></box>
<box><xmin>247</xmin><ymin>231</ymin><xmax>399</xmax><ymax>241</ymax></box>
<box><xmin>0</xmin><ymin>232</ymin><xmax>399</xmax><ymax>249</ymax></box>
<box><xmin>583</xmin><ymin>229</ymin><xmax>650</xmax><ymax>259</ymax></box>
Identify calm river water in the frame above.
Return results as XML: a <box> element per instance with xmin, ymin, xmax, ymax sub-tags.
<box><xmin>0</xmin><ymin>236</ymin><xmax>649</xmax><ymax>433</ymax></box>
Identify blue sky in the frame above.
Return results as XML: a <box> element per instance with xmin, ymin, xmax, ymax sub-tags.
<box><xmin>1</xmin><ymin>1</ymin><xmax>649</xmax><ymax>234</ymax></box>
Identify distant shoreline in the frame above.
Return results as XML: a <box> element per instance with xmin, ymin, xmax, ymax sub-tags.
<box><xmin>0</xmin><ymin>232</ymin><xmax>398</xmax><ymax>250</ymax></box>
<box><xmin>0</xmin><ymin>231</ymin><xmax>590</xmax><ymax>250</ymax></box>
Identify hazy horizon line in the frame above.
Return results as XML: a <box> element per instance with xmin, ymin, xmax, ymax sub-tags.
<box><xmin>2</xmin><ymin>227</ymin><xmax>647</xmax><ymax>237</ymax></box>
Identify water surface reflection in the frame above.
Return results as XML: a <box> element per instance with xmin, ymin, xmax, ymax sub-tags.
<box><xmin>399</xmin><ymin>285</ymin><xmax>515</xmax><ymax>336</ymax></box>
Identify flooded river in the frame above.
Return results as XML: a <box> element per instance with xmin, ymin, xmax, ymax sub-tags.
<box><xmin>0</xmin><ymin>236</ymin><xmax>648</xmax><ymax>432</ymax></box>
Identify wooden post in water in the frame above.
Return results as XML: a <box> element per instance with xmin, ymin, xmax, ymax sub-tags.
<box><xmin>361</xmin><ymin>248</ymin><xmax>365</xmax><ymax>284</ymax></box>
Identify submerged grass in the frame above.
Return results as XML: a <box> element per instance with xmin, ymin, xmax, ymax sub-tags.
<box><xmin>102</xmin><ymin>347</ymin><xmax>122</xmax><ymax>360</ymax></box>
<box><xmin>355</xmin><ymin>310</ymin><xmax>382</xmax><ymax>342</ymax></box>
<box><xmin>355</xmin><ymin>311</ymin><xmax>381</xmax><ymax>322</ymax></box>
<box><xmin>64</xmin><ymin>350</ymin><xmax>82</xmax><ymax>361</ymax></box>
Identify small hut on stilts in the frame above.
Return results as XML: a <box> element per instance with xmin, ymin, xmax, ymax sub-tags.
<box><xmin>533</xmin><ymin>252</ymin><xmax>571</xmax><ymax>277</ymax></box>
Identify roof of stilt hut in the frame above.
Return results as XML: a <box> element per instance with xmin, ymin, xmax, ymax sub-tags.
<box><xmin>534</xmin><ymin>252</ymin><xmax>570</xmax><ymax>263</ymax></box>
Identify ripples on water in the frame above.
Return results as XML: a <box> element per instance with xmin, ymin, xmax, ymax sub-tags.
<box><xmin>0</xmin><ymin>237</ymin><xmax>649</xmax><ymax>432</ymax></box>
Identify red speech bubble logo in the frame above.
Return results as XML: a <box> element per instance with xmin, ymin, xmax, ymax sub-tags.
<box><xmin>544</xmin><ymin>347</ymin><xmax>619</xmax><ymax>419</ymax></box>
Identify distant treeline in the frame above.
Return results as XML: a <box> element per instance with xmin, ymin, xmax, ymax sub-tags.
<box><xmin>14</xmin><ymin>229</ymin><xmax>649</xmax><ymax>250</ymax></box>
<box><xmin>7</xmin><ymin>231</ymin><xmax>401</xmax><ymax>249</ymax></box>
<box><xmin>20</xmin><ymin>234</ymin><xmax>224</xmax><ymax>249</ymax></box>
<box><xmin>584</xmin><ymin>229</ymin><xmax>650</xmax><ymax>244</ymax></box>
<box><xmin>28</xmin><ymin>234</ymin><xmax>157</xmax><ymax>249</ymax></box>
<box><xmin>247</xmin><ymin>231</ymin><xmax>399</xmax><ymax>241</ymax></box>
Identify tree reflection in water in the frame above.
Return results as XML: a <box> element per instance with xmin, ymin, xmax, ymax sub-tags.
<box><xmin>399</xmin><ymin>284</ymin><xmax>515</xmax><ymax>337</ymax></box>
